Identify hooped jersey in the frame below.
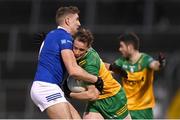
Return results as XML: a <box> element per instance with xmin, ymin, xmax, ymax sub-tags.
<box><xmin>77</xmin><ymin>48</ymin><xmax>121</xmax><ymax>99</ymax></box>
<box><xmin>115</xmin><ymin>53</ymin><xmax>155</xmax><ymax>110</ymax></box>
<box><xmin>34</xmin><ymin>28</ymin><xmax>73</xmax><ymax>85</ymax></box>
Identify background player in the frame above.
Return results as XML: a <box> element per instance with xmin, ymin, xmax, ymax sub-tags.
<box><xmin>106</xmin><ymin>32</ymin><xmax>166</xmax><ymax>119</ymax></box>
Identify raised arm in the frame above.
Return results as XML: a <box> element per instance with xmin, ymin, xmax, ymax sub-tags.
<box><xmin>149</xmin><ymin>52</ymin><xmax>166</xmax><ymax>71</ymax></box>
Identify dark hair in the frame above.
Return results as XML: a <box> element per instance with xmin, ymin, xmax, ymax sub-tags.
<box><xmin>56</xmin><ymin>6</ymin><xmax>80</xmax><ymax>24</ymax></box>
<box><xmin>118</xmin><ymin>32</ymin><xmax>140</xmax><ymax>50</ymax></box>
<box><xmin>74</xmin><ymin>27</ymin><xmax>94</xmax><ymax>48</ymax></box>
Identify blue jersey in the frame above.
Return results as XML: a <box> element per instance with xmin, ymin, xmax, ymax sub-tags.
<box><xmin>34</xmin><ymin>28</ymin><xmax>73</xmax><ymax>85</ymax></box>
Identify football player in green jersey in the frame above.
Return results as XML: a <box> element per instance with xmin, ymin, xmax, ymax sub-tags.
<box><xmin>106</xmin><ymin>32</ymin><xmax>166</xmax><ymax>119</ymax></box>
<box><xmin>64</xmin><ymin>27</ymin><xmax>131</xmax><ymax>119</ymax></box>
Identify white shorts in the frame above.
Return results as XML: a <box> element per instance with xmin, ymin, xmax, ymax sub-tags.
<box><xmin>30</xmin><ymin>81</ymin><xmax>68</xmax><ymax>112</ymax></box>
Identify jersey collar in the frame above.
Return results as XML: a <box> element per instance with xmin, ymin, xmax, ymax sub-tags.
<box><xmin>57</xmin><ymin>26</ymin><xmax>70</xmax><ymax>33</ymax></box>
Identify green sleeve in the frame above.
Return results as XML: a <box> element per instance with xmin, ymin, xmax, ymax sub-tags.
<box><xmin>114</xmin><ymin>57</ymin><xmax>124</xmax><ymax>67</ymax></box>
<box><xmin>141</xmin><ymin>53</ymin><xmax>154</xmax><ymax>69</ymax></box>
<box><xmin>83</xmin><ymin>53</ymin><xmax>100</xmax><ymax>76</ymax></box>
<box><xmin>80</xmin><ymin>52</ymin><xmax>100</xmax><ymax>86</ymax></box>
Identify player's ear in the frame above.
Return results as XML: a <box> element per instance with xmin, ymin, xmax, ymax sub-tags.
<box><xmin>65</xmin><ymin>16</ymin><xmax>70</xmax><ymax>26</ymax></box>
<box><xmin>128</xmin><ymin>44</ymin><xmax>134</xmax><ymax>51</ymax></box>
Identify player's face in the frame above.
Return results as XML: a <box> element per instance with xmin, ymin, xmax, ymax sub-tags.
<box><xmin>73</xmin><ymin>39</ymin><xmax>89</xmax><ymax>59</ymax></box>
<box><xmin>68</xmin><ymin>13</ymin><xmax>81</xmax><ymax>35</ymax></box>
<box><xmin>119</xmin><ymin>41</ymin><xmax>130</xmax><ymax>58</ymax></box>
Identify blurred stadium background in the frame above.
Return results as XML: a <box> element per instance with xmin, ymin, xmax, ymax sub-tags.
<box><xmin>0</xmin><ymin>0</ymin><xmax>180</xmax><ymax>119</ymax></box>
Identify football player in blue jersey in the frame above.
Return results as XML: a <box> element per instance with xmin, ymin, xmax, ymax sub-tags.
<box><xmin>30</xmin><ymin>6</ymin><xmax>103</xmax><ymax>119</ymax></box>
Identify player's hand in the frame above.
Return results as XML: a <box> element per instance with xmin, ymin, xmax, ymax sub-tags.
<box><xmin>33</xmin><ymin>32</ymin><xmax>47</xmax><ymax>45</ymax></box>
<box><xmin>158</xmin><ymin>52</ymin><xmax>166</xmax><ymax>68</ymax></box>
<box><xmin>94</xmin><ymin>77</ymin><xmax>104</xmax><ymax>94</ymax></box>
<box><xmin>62</xmin><ymin>80</ymin><xmax>71</xmax><ymax>98</ymax></box>
<box><xmin>109</xmin><ymin>63</ymin><xmax>128</xmax><ymax>79</ymax></box>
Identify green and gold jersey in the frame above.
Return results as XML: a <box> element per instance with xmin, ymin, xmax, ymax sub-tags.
<box><xmin>77</xmin><ymin>48</ymin><xmax>121</xmax><ymax>99</ymax></box>
<box><xmin>115</xmin><ymin>53</ymin><xmax>155</xmax><ymax>110</ymax></box>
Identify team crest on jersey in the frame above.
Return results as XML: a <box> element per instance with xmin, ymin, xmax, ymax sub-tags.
<box><xmin>129</xmin><ymin>66</ymin><xmax>135</xmax><ymax>72</ymax></box>
<box><xmin>60</xmin><ymin>39</ymin><xmax>72</xmax><ymax>44</ymax></box>
<box><xmin>61</xmin><ymin>39</ymin><xmax>66</xmax><ymax>44</ymax></box>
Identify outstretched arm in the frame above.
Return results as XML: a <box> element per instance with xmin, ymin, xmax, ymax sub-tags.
<box><xmin>150</xmin><ymin>52</ymin><xmax>166</xmax><ymax>71</ymax></box>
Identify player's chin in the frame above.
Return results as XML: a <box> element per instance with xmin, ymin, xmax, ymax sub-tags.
<box><xmin>76</xmin><ymin>56</ymin><xmax>81</xmax><ymax>60</ymax></box>
<box><xmin>121</xmin><ymin>53</ymin><xmax>126</xmax><ymax>57</ymax></box>
<box><xmin>72</xmin><ymin>30</ymin><xmax>77</xmax><ymax>36</ymax></box>
<box><xmin>75</xmin><ymin>56</ymin><xmax>78</xmax><ymax>59</ymax></box>
<box><xmin>75</xmin><ymin>26</ymin><xmax>81</xmax><ymax>32</ymax></box>
<box><xmin>72</xmin><ymin>28</ymin><xmax>78</xmax><ymax>35</ymax></box>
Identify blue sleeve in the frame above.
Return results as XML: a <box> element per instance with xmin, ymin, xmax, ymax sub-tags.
<box><xmin>45</xmin><ymin>29</ymin><xmax>73</xmax><ymax>52</ymax></box>
<box><xmin>58</xmin><ymin>34</ymin><xmax>73</xmax><ymax>51</ymax></box>
<box><xmin>59</xmin><ymin>38</ymin><xmax>73</xmax><ymax>50</ymax></box>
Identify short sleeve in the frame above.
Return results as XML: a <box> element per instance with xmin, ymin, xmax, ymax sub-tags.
<box><xmin>59</xmin><ymin>37</ymin><xmax>73</xmax><ymax>50</ymax></box>
<box><xmin>114</xmin><ymin>57</ymin><xmax>124</xmax><ymax>67</ymax></box>
<box><xmin>142</xmin><ymin>54</ymin><xmax>154</xmax><ymax>68</ymax></box>
<box><xmin>83</xmin><ymin>55</ymin><xmax>100</xmax><ymax>76</ymax></box>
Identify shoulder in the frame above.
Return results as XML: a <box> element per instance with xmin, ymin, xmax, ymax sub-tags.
<box><xmin>141</xmin><ymin>52</ymin><xmax>151</xmax><ymax>58</ymax></box>
<box><xmin>139</xmin><ymin>53</ymin><xmax>155</xmax><ymax>68</ymax></box>
<box><xmin>48</xmin><ymin>28</ymin><xmax>72</xmax><ymax>40</ymax></box>
<box><xmin>79</xmin><ymin>48</ymin><xmax>101</xmax><ymax>75</ymax></box>
<box><xmin>141</xmin><ymin>53</ymin><xmax>154</xmax><ymax>62</ymax></box>
<box><xmin>81</xmin><ymin>48</ymin><xmax>101</xmax><ymax>66</ymax></box>
<box><xmin>86</xmin><ymin>48</ymin><xmax>100</xmax><ymax>60</ymax></box>
<box><xmin>115</xmin><ymin>57</ymin><xmax>126</xmax><ymax>65</ymax></box>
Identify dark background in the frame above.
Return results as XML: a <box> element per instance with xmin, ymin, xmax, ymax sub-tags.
<box><xmin>0</xmin><ymin>0</ymin><xmax>180</xmax><ymax>119</ymax></box>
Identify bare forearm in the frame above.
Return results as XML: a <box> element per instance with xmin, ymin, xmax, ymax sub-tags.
<box><xmin>62</xmin><ymin>49</ymin><xmax>97</xmax><ymax>83</ymax></box>
<box><xmin>70</xmin><ymin>66</ymin><xmax>97</xmax><ymax>83</ymax></box>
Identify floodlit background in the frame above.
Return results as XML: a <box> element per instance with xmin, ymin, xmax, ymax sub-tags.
<box><xmin>0</xmin><ymin>0</ymin><xmax>180</xmax><ymax>119</ymax></box>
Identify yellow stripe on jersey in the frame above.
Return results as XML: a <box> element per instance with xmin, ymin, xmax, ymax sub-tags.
<box><xmin>79</xmin><ymin>60</ymin><xmax>86</xmax><ymax>66</ymax></box>
<box><xmin>116</xmin><ymin>103</ymin><xmax>128</xmax><ymax>115</ymax></box>
<box><xmin>98</xmin><ymin>60</ymin><xmax>121</xmax><ymax>99</ymax></box>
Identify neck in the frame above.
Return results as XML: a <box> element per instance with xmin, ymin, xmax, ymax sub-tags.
<box><xmin>129</xmin><ymin>50</ymin><xmax>141</xmax><ymax>64</ymax></box>
<box><xmin>57</xmin><ymin>25</ymin><xmax>71</xmax><ymax>34</ymax></box>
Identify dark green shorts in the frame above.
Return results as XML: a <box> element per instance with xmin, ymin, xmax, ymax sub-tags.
<box><xmin>130</xmin><ymin>108</ymin><xmax>153</xmax><ymax>119</ymax></box>
<box><xmin>85</xmin><ymin>88</ymin><xmax>129</xmax><ymax>119</ymax></box>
